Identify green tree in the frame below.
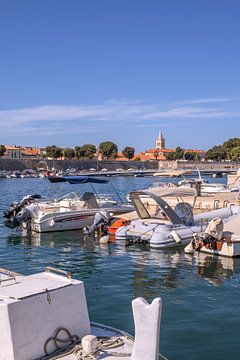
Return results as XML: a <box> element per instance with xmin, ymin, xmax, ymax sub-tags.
<box><xmin>165</xmin><ymin>147</ymin><xmax>185</xmax><ymax>161</ymax></box>
<box><xmin>165</xmin><ymin>152</ymin><xmax>175</xmax><ymax>161</ymax></box>
<box><xmin>185</xmin><ymin>152</ymin><xmax>201</xmax><ymax>161</ymax></box>
<box><xmin>174</xmin><ymin>147</ymin><xmax>185</xmax><ymax>160</ymax></box>
<box><xmin>223</xmin><ymin>138</ymin><xmax>240</xmax><ymax>157</ymax></box>
<box><xmin>81</xmin><ymin>144</ymin><xmax>97</xmax><ymax>159</ymax></box>
<box><xmin>229</xmin><ymin>146</ymin><xmax>240</xmax><ymax>162</ymax></box>
<box><xmin>75</xmin><ymin>146</ymin><xmax>84</xmax><ymax>159</ymax></box>
<box><xmin>46</xmin><ymin>145</ymin><xmax>62</xmax><ymax>159</ymax></box>
<box><xmin>99</xmin><ymin>141</ymin><xmax>118</xmax><ymax>159</ymax></box>
<box><xmin>0</xmin><ymin>145</ymin><xmax>6</xmax><ymax>157</ymax></box>
<box><xmin>122</xmin><ymin>146</ymin><xmax>135</xmax><ymax>161</ymax></box>
<box><xmin>64</xmin><ymin>148</ymin><xmax>75</xmax><ymax>159</ymax></box>
<box><xmin>205</xmin><ymin>145</ymin><xmax>227</xmax><ymax>161</ymax></box>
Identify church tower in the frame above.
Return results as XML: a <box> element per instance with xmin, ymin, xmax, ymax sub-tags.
<box><xmin>156</xmin><ymin>129</ymin><xmax>166</xmax><ymax>149</ymax></box>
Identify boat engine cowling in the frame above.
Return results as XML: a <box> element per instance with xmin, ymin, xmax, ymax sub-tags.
<box><xmin>4</xmin><ymin>203</ymin><xmax>39</xmax><ymax>229</ymax></box>
<box><xmin>3</xmin><ymin>194</ymin><xmax>41</xmax><ymax>219</ymax></box>
<box><xmin>84</xmin><ymin>210</ymin><xmax>113</xmax><ymax>234</ymax></box>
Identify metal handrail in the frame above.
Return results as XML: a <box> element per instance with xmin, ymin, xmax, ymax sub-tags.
<box><xmin>45</xmin><ymin>266</ymin><xmax>71</xmax><ymax>279</ymax></box>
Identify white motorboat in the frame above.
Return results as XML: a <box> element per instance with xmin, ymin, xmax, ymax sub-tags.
<box><xmin>185</xmin><ymin>215</ymin><xmax>240</xmax><ymax>257</ymax></box>
<box><xmin>0</xmin><ymin>266</ymin><xmax>163</xmax><ymax>360</ymax></box>
<box><xmin>4</xmin><ymin>176</ymin><xmax>133</xmax><ymax>233</ymax></box>
<box><xmin>115</xmin><ymin>188</ymin><xmax>240</xmax><ymax>249</ymax></box>
<box><xmin>178</xmin><ymin>168</ymin><xmax>233</xmax><ymax>194</ymax></box>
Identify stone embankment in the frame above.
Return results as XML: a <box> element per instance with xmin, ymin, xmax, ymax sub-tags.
<box><xmin>159</xmin><ymin>160</ymin><xmax>238</xmax><ymax>172</ymax></box>
<box><xmin>0</xmin><ymin>158</ymin><xmax>158</xmax><ymax>171</ymax></box>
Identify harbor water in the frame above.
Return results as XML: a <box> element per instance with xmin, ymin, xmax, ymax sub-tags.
<box><xmin>0</xmin><ymin>176</ymin><xmax>240</xmax><ymax>360</ymax></box>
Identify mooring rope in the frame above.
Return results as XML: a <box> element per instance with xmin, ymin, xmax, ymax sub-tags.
<box><xmin>38</xmin><ymin>327</ymin><xmax>131</xmax><ymax>360</ymax></box>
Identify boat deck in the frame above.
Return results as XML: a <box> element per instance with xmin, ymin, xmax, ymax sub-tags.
<box><xmin>52</xmin><ymin>324</ymin><xmax>134</xmax><ymax>360</ymax></box>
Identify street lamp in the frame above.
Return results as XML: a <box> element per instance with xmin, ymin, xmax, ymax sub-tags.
<box><xmin>96</xmin><ymin>145</ymin><xmax>99</xmax><ymax>172</ymax></box>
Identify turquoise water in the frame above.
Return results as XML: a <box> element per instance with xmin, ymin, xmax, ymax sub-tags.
<box><xmin>0</xmin><ymin>177</ymin><xmax>240</xmax><ymax>360</ymax></box>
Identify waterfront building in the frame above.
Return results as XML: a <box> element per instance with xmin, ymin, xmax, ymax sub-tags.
<box><xmin>2</xmin><ymin>145</ymin><xmax>41</xmax><ymax>159</ymax></box>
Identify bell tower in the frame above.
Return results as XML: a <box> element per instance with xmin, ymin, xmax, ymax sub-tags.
<box><xmin>156</xmin><ymin>129</ymin><xmax>165</xmax><ymax>149</ymax></box>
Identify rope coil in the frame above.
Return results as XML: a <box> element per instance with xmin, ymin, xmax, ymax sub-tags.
<box><xmin>39</xmin><ymin>327</ymin><xmax>131</xmax><ymax>360</ymax></box>
<box><xmin>39</xmin><ymin>327</ymin><xmax>168</xmax><ymax>360</ymax></box>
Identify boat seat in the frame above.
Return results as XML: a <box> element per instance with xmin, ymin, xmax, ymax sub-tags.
<box><xmin>81</xmin><ymin>192</ymin><xmax>99</xmax><ymax>209</ymax></box>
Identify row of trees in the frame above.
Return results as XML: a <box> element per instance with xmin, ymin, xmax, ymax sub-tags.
<box><xmin>204</xmin><ymin>138</ymin><xmax>240</xmax><ymax>161</ymax></box>
<box><xmin>165</xmin><ymin>147</ymin><xmax>201</xmax><ymax>161</ymax></box>
<box><xmin>163</xmin><ymin>138</ymin><xmax>240</xmax><ymax>162</ymax></box>
<box><xmin>45</xmin><ymin>142</ymin><xmax>136</xmax><ymax>161</ymax></box>
<box><xmin>1</xmin><ymin>137</ymin><xmax>240</xmax><ymax>162</ymax></box>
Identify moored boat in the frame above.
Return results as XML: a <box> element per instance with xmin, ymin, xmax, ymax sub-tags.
<box><xmin>0</xmin><ymin>266</ymin><xmax>163</xmax><ymax>360</ymax></box>
<box><xmin>3</xmin><ymin>176</ymin><xmax>133</xmax><ymax>233</ymax></box>
<box><xmin>115</xmin><ymin>188</ymin><xmax>240</xmax><ymax>249</ymax></box>
<box><xmin>185</xmin><ymin>215</ymin><xmax>240</xmax><ymax>257</ymax></box>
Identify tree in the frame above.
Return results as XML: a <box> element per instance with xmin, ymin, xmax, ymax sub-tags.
<box><xmin>64</xmin><ymin>148</ymin><xmax>75</xmax><ymax>159</ymax></box>
<box><xmin>0</xmin><ymin>145</ymin><xmax>6</xmax><ymax>157</ymax></box>
<box><xmin>205</xmin><ymin>145</ymin><xmax>228</xmax><ymax>161</ymax></box>
<box><xmin>99</xmin><ymin>141</ymin><xmax>118</xmax><ymax>159</ymax></box>
<box><xmin>165</xmin><ymin>152</ymin><xmax>175</xmax><ymax>161</ymax></box>
<box><xmin>223</xmin><ymin>138</ymin><xmax>240</xmax><ymax>156</ymax></box>
<box><xmin>185</xmin><ymin>152</ymin><xmax>201</xmax><ymax>161</ymax></box>
<box><xmin>122</xmin><ymin>146</ymin><xmax>135</xmax><ymax>161</ymax></box>
<box><xmin>75</xmin><ymin>146</ymin><xmax>84</xmax><ymax>159</ymax></box>
<box><xmin>46</xmin><ymin>145</ymin><xmax>62</xmax><ymax>159</ymax></box>
<box><xmin>165</xmin><ymin>147</ymin><xmax>184</xmax><ymax>161</ymax></box>
<box><xmin>229</xmin><ymin>146</ymin><xmax>240</xmax><ymax>162</ymax></box>
<box><xmin>81</xmin><ymin>144</ymin><xmax>97</xmax><ymax>159</ymax></box>
<box><xmin>174</xmin><ymin>147</ymin><xmax>185</xmax><ymax>160</ymax></box>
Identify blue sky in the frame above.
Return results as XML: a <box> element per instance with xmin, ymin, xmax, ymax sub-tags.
<box><xmin>0</xmin><ymin>0</ymin><xmax>240</xmax><ymax>151</ymax></box>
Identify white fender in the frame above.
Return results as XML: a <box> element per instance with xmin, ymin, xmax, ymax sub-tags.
<box><xmin>130</xmin><ymin>297</ymin><xmax>162</xmax><ymax>360</ymax></box>
<box><xmin>184</xmin><ymin>240</ymin><xmax>195</xmax><ymax>254</ymax></box>
<box><xmin>171</xmin><ymin>230</ymin><xmax>182</xmax><ymax>243</ymax></box>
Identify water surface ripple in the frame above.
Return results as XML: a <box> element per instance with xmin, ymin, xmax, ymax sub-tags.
<box><xmin>0</xmin><ymin>177</ymin><xmax>239</xmax><ymax>360</ymax></box>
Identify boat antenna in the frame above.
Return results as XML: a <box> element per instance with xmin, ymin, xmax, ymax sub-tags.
<box><xmin>89</xmin><ymin>183</ymin><xmax>101</xmax><ymax>201</ymax></box>
<box><xmin>195</xmin><ymin>166</ymin><xmax>202</xmax><ymax>182</ymax></box>
<box><xmin>110</xmin><ymin>182</ymin><xmax>123</xmax><ymax>204</ymax></box>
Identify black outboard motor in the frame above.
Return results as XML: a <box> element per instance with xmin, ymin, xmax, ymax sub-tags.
<box><xmin>3</xmin><ymin>194</ymin><xmax>41</xmax><ymax>219</ymax></box>
<box><xmin>84</xmin><ymin>210</ymin><xmax>113</xmax><ymax>235</ymax></box>
<box><xmin>5</xmin><ymin>208</ymin><xmax>32</xmax><ymax>229</ymax></box>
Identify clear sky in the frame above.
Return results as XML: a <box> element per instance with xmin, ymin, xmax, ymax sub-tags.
<box><xmin>0</xmin><ymin>0</ymin><xmax>240</xmax><ymax>151</ymax></box>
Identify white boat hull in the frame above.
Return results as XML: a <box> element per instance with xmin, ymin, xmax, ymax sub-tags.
<box><xmin>29</xmin><ymin>210</ymin><xmax>96</xmax><ymax>233</ymax></box>
<box><xmin>185</xmin><ymin>237</ymin><xmax>240</xmax><ymax>257</ymax></box>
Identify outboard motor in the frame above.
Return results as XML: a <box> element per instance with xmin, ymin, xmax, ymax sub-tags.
<box><xmin>3</xmin><ymin>194</ymin><xmax>41</xmax><ymax>219</ymax></box>
<box><xmin>185</xmin><ymin>217</ymin><xmax>224</xmax><ymax>253</ymax></box>
<box><xmin>84</xmin><ymin>210</ymin><xmax>113</xmax><ymax>235</ymax></box>
<box><xmin>174</xmin><ymin>202</ymin><xmax>194</xmax><ymax>226</ymax></box>
<box><xmin>4</xmin><ymin>202</ymin><xmax>39</xmax><ymax>229</ymax></box>
<box><xmin>5</xmin><ymin>208</ymin><xmax>32</xmax><ymax>229</ymax></box>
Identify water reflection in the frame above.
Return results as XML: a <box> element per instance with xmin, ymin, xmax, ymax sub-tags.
<box><xmin>5</xmin><ymin>230</ymin><xmax>240</xmax><ymax>292</ymax></box>
<box><xmin>186</xmin><ymin>252</ymin><xmax>240</xmax><ymax>287</ymax></box>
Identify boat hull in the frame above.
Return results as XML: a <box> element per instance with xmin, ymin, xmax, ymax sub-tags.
<box><xmin>27</xmin><ymin>210</ymin><xmax>96</xmax><ymax>233</ymax></box>
<box><xmin>185</xmin><ymin>237</ymin><xmax>240</xmax><ymax>257</ymax></box>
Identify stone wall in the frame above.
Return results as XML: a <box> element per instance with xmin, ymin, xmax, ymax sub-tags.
<box><xmin>159</xmin><ymin>160</ymin><xmax>238</xmax><ymax>171</ymax></box>
<box><xmin>0</xmin><ymin>158</ymin><xmax>158</xmax><ymax>171</ymax></box>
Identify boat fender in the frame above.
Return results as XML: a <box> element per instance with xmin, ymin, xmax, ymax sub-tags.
<box><xmin>184</xmin><ymin>240</ymin><xmax>195</xmax><ymax>254</ymax></box>
<box><xmin>171</xmin><ymin>230</ymin><xmax>182</xmax><ymax>244</ymax></box>
<box><xmin>99</xmin><ymin>235</ymin><xmax>110</xmax><ymax>244</ymax></box>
